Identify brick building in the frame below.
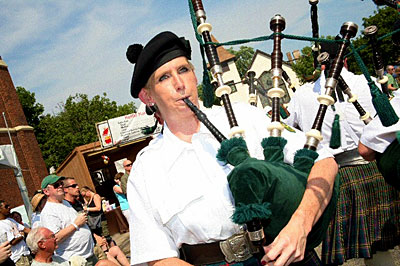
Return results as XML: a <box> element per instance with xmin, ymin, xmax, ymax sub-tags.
<box><xmin>0</xmin><ymin>56</ymin><xmax>48</xmax><ymax>208</ymax></box>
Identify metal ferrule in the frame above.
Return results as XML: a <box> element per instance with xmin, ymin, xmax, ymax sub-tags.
<box><xmin>195</xmin><ymin>10</ymin><xmax>206</xmax><ymax>21</ymax></box>
<box><xmin>216</xmin><ymin>73</ymin><xmax>224</xmax><ymax>87</ymax></box>
<box><xmin>211</xmin><ymin>65</ymin><xmax>223</xmax><ymax>77</ymax></box>
<box><xmin>309</xmin><ymin>0</ymin><xmax>319</xmax><ymax>4</ymax></box>
<box><xmin>271</xmin><ymin>68</ymin><xmax>282</xmax><ymax>78</ymax></box>
<box><xmin>317</xmin><ymin>52</ymin><xmax>329</xmax><ymax>64</ymax></box>
<box><xmin>342</xmin><ymin>88</ymin><xmax>353</xmax><ymax>98</ymax></box>
<box><xmin>325</xmin><ymin>78</ymin><xmax>337</xmax><ymax>94</ymax></box>
<box><xmin>376</xmin><ymin>68</ymin><xmax>385</xmax><ymax>79</ymax></box>
<box><xmin>270</xmin><ymin>128</ymin><xmax>282</xmax><ymax>137</ymax></box>
<box><xmin>305</xmin><ymin>137</ymin><xmax>319</xmax><ymax>149</ymax></box>
<box><xmin>272</xmin><ymin>77</ymin><xmax>281</xmax><ymax>90</ymax></box>
<box><xmin>248</xmin><ymin>229</ymin><xmax>265</xmax><ymax>242</ymax></box>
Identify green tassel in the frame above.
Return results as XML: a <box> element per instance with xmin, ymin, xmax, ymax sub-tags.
<box><xmin>217</xmin><ymin>137</ymin><xmax>249</xmax><ymax>165</ymax></box>
<box><xmin>232</xmin><ymin>202</ymin><xmax>272</xmax><ymax>224</ymax></box>
<box><xmin>330</xmin><ymin>114</ymin><xmax>341</xmax><ymax>149</ymax></box>
<box><xmin>261</xmin><ymin>137</ymin><xmax>287</xmax><ymax>163</ymax></box>
<box><xmin>293</xmin><ymin>148</ymin><xmax>319</xmax><ymax>173</ymax></box>
<box><xmin>371</xmin><ymin>86</ymin><xmax>399</xmax><ymax>127</ymax></box>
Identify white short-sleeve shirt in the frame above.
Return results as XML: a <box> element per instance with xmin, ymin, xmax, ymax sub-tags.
<box><xmin>360</xmin><ymin>95</ymin><xmax>400</xmax><ymax>153</ymax></box>
<box><xmin>0</xmin><ymin>219</ymin><xmax>30</xmax><ymax>262</ymax></box>
<box><xmin>127</xmin><ymin>103</ymin><xmax>333</xmax><ymax>265</ymax></box>
<box><xmin>40</xmin><ymin>200</ymin><xmax>94</xmax><ymax>260</ymax></box>
<box><xmin>285</xmin><ymin>68</ymin><xmax>379</xmax><ymax>155</ymax></box>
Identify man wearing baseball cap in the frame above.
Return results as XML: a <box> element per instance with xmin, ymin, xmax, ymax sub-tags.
<box><xmin>39</xmin><ymin>175</ymin><xmax>97</xmax><ymax>266</ymax></box>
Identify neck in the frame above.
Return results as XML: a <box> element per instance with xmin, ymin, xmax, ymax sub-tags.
<box><xmin>34</xmin><ymin>252</ymin><xmax>53</xmax><ymax>263</ymax></box>
<box><xmin>64</xmin><ymin>194</ymin><xmax>75</xmax><ymax>203</ymax></box>
<box><xmin>47</xmin><ymin>197</ymin><xmax>63</xmax><ymax>204</ymax></box>
<box><xmin>166</xmin><ymin>115</ymin><xmax>200</xmax><ymax>143</ymax></box>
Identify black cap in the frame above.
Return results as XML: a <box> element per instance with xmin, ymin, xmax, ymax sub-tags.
<box><xmin>126</xmin><ymin>31</ymin><xmax>192</xmax><ymax>98</ymax></box>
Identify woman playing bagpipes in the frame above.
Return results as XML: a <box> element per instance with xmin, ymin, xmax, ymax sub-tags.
<box><xmin>124</xmin><ymin>29</ymin><xmax>337</xmax><ymax>266</ymax></box>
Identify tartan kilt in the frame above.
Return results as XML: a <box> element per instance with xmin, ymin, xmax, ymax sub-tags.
<box><xmin>321</xmin><ymin>160</ymin><xmax>400</xmax><ymax>265</ymax></box>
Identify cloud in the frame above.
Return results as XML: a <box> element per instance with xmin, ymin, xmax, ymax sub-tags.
<box><xmin>1</xmin><ymin>0</ymin><xmax>378</xmax><ymax>113</ymax></box>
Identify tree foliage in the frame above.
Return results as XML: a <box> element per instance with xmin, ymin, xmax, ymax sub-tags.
<box><xmin>290</xmin><ymin>46</ymin><xmax>315</xmax><ymax>84</ymax></box>
<box><xmin>290</xmin><ymin>7</ymin><xmax>399</xmax><ymax>82</ymax></box>
<box><xmin>227</xmin><ymin>46</ymin><xmax>255</xmax><ymax>79</ymax></box>
<box><xmin>347</xmin><ymin>7</ymin><xmax>400</xmax><ymax>74</ymax></box>
<box><xmin>16</xmin><ymin>89</ymin><xmax>137</xmax><ymax>169</ymax></box>
<box><xmin>16</xmin><ymin>87</ymin><xmax>44</xmax><ymax>131</ymax></box>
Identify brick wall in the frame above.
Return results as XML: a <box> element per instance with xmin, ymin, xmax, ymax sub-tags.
<box><xmin>0</xmin><ymin>57</ymin><xmax>48</xmax><ymax>208</ymax></box>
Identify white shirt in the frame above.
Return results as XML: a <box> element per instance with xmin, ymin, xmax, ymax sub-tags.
<box><xmin>40</xmin><ymin>200</ymin><xmax>94</xmax><ymax>260</ymax></box>
<box><xmin>360</xmin><ymin>95</ymin><xmax>400</xmax><ymax>153</ymax></box>
<box><xmin>0</xmin><ymin>219</ymin><xmax>30</xmax><ymax>262</ymax></box>
<box><xmin>285</xmin><ymin>68</ymin><xmax>378</xmax><ymax>155</ymax></box>
<box><xmin>127</xmin><ymin>102</ymin><xmax>333</xmax><ymax>265</ymax></box>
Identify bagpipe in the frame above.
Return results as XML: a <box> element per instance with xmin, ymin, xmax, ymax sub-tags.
<box><xmin>317</xmin><ymin>51</ymin><xmax>372</xmax><ymax>125</ymax></box>
<box><xmin>188</xmin><ymin>0</ymin><xmax>341</xmax><ymax>259</ymax></box>
<box><xmin>363</xmin><ymin>25</ymin><xmax>390</xmax><ymax>97</ymax></box>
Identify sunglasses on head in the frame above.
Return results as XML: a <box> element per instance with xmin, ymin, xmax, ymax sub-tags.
<box><xmin>65</xmin><ymin>184</ymin><xmax>78</xmax><ymax>189</ymax></box>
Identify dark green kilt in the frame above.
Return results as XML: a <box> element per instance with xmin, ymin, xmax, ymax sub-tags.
<box><xmin>321</xmin><ymin>161</ymin><xmax>400</xmax><ymax>264</ymax></box>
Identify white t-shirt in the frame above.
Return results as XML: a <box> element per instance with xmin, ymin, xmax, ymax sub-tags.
<box><xmin>285</xmin><ymin>68</ymin><xmax>378</xmax><ymax>155</ymax></box>
<box><xmin>40</xmin><ymin>200</ymin><xmax>94</xmax><ymax>260</ymax></box>
<box><xmin>360</xmin><ymin>95</ymin><xmax>400</xmax><ymax>153</ymax></box>
<box><xmin>0</xmin><ymin>219</ymin><xmax>30</xmax><ymax>262</ymax></box>
<box><xmin>127</xmin><ymin>102</ymin><xmax>333</xmax><ymax>265</ymax></box>
<box><xmin>31</xmin><ymin>255</ymin><xmax>69</xmax><ymax>266</ymax></box>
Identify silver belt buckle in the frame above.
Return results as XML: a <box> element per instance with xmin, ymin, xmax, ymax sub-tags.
<box><xmin>219</xmin><ymin>231</ymin><xmax>256</xmax><ymax>263</ymax></box>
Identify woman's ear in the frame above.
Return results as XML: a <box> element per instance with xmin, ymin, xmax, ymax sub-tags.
<box><xmin>138</xmin><ymin>88</ymin><xmax>153</xmax><ymax>105</ymax></box>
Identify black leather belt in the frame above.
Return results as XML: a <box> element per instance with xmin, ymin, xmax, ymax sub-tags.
<box><xmin>179</xmin><ymin>232</ymin><xmax>259</xmax><ymax>265</ymax></box>
<box><xmin>180</xmin><ymin>241</ymin><xmax>225</xmax><ymax>265</ymax></box>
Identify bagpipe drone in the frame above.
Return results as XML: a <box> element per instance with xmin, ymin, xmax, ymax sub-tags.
<box><xmin>187</xmin><ymin>0</ymin><xmax>343</xmax><ymax>258</ymax></box>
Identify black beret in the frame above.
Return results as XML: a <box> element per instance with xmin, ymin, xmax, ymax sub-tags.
<box><xmin>126</xmin><ymin>31</ymin><xmax>192</xmax><ymax>98</ymax></box>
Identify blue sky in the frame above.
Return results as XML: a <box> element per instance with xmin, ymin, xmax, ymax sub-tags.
<box><xmin>0</xmin><ymin>0</ymin><xmax>379</xmax><ymax>113</ymax></box>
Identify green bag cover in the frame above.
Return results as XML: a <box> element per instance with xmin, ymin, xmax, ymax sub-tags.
<box><xmin>217</xmin><ymin>137</ymin><xmax>339</xmax><ymax>250</ymax></box>
<box><xmin>376</xmin><ymin>137</ymin><xmax>400</xmax><ymax>191</ymax></box>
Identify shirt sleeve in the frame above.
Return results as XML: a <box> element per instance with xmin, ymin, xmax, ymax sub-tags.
<box><xmin>360</xmin><ymin>96</ymin><xmax>400</xmax><ymax>153</ymax></box>
<box><xmin>128</xmin><ymin>159</ymin><xmax>179</xmax><ymax>265</ymax></box>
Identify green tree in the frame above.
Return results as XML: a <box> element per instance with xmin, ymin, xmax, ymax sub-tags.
<box><xmin>227</xmin><ymin>46</ymin><xmax>255</xmax><ymax>79</ymax></box>
<box><xmin>35</xmin><ymin>93</ymin><xmax>136</xmax><ymax>169</ymax></box>
<box><xmin>347</xmin><ymin>7</ymin><xmax>400</xmax><ymax>74</ymax></box>
<box><xmin>290</xmin><ymin>46</ymin><xmax>315</xmax><ymax>84</ymax></box>
<box><xmin>16</xmin><ymin>86</ymin><xmax>44</xmax><ymax>131</ymax></box>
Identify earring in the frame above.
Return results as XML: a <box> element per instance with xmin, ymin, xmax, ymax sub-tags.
<box><xmin>145</xmin><ymin>103</ymin><xmax>158</xmax><ymax>115</ymax></box>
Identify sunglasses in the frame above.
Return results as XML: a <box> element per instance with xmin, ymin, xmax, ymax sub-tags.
<box><xmin>1</xmin><ymin>204</ymin><xmax>10</xmax><ymax>209</ymax></box>
<box><xmin>51</xmin><ymin>182</ymin><xmax>63</xmax><ymax>189</ymax></box>
<box><xmin>65</xmin><ymin>184</ymin><xmax>78</xmax><ymax>189</ymax></box>
<box><xmin>125</xmin><ymin>163</ymin><xmax>132</xmax><ymax>167</ymax></box>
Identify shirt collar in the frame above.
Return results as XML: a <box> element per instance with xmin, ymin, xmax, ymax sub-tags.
<box><xmin>160</xmin><ymin>121</ymin><xmax>220</xmax><ymax>173</ymax></box>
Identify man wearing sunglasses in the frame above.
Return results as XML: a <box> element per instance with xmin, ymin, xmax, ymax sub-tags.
<box><xmin>120</xmin><ymin>159</ymin><xmax>132</xmax><ymax>195</ymax></box>
<box><xmin>62</xmin><ymin>177</ymin><xmax>84</xmax><ymax>213</ymax></box>
<box><xmin>40</xmin><ymin>175</ymin><xmax>97</xmax><ymax>266</ymax></box>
